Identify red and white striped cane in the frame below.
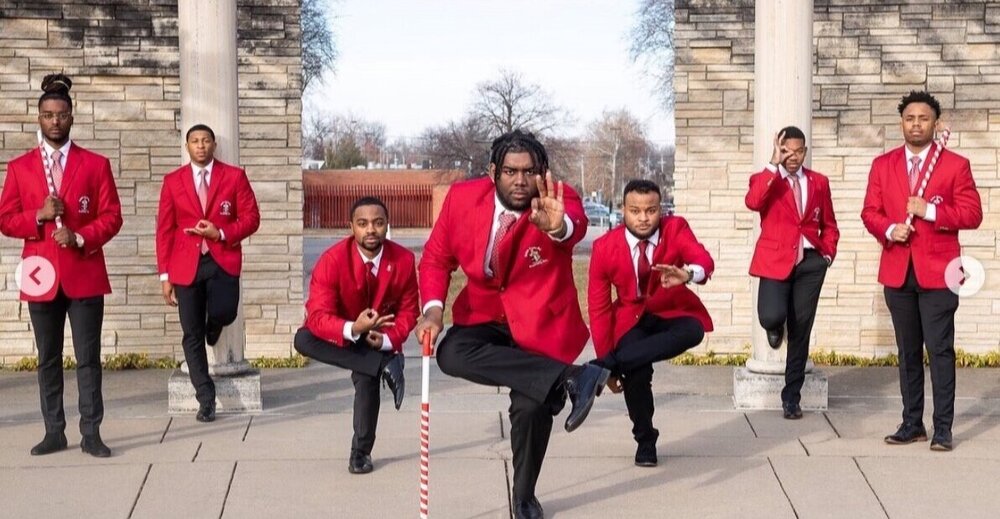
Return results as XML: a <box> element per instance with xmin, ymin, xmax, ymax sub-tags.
<box><xmin>36</xmin><ymin>130</ymin><xmax>63</xmax><ymax>229</ymax></box>
<box><xmin>905</xmin><ymin>128</ymin><xmax>950</xmax><ymax>227</ymax></box>
<box><xmin>419</xmin><ymin>330</ymin><xmax>432</xmax><ymax>519</ymax></box>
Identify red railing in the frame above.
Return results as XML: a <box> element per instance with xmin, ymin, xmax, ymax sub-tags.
<box><xmin>303</xmin><ymin>184</ymin><xmax>434</xmax><ymax>228</ymax></box>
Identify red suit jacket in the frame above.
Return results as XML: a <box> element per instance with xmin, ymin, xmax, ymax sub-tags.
<box><xmin>419</xmin><ymin>176</ymin><xmax>590</xmax><ymax>364</ymax></box>
<box><xmin>0</xmin><ymin>143</ymin><xmax>122</xmax><ymax>302</ymax></box>
<box><xmin>304</xmin><ymin>237</ymin><xmax>419</xmax><ymax>353</ymax></box>
<box><xmin>746</xmin><ymin>167</ymin><xmax>840</xmax><ymax>280</ymax></box>
<box><xmin>156</xmin><ymin>160</ymin><xmax>260</xmax><ymax>286</ymax></box>
<box><xmin>861</xmin><ymin>144</ymin><xmax>982</xmax><ymax>289</ymax></box>
<box><xmin>588</xmin><ymin>217</ymin><xmax>715</xmax><ymax>359</ymax></box>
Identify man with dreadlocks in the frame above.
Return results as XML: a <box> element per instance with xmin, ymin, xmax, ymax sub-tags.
<box><xmin>415</xmin><ymin>129</ymin><xmax>608</xmax><ymax>519</ymax></box>
<box><xmin>0</xmin><ymin>74</ymin><xmax>123</xmax><ymax>458</ymax></box>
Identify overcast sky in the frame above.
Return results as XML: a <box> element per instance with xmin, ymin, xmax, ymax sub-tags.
<box><xmin>303</xmin><ymin>0</ymin><xmax>675</xmax><ymax>145</ymax></box>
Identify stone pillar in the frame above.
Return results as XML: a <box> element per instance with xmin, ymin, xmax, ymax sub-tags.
<box><xmin>734</xmin><ymin>0</ymin><xmax>827</xmax><ymax>410</ymax></box>
<box><xmin>169</xmin><ymin>0</ymin><xmax>261</xmax><ymax>414</ymax></box>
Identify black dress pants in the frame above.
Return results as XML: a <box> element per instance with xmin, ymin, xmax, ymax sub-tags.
<box><xmin>173</xmin><ymin>254</ymin><xmax>240</xmax><ymax>407</ymax></box>
<box><xmin>294</xmin><ymin>327</ymin><xmax>390</xmax><ymax>455</ymax></box>
<box><xmin>757</xmin><ymin>250</ymin><xmax>829</xmax><ymax>405</ymax></box>
<box><xmin>884</xmin><ymin>262</ymin><xmax>960</xmax><ymax>432</ymax></box>
<box><xmin>435</xmin><ymin>323</ymin><xmax>567</xmax><ymax>502</ymax></box>
<box><xmin>28</xmin><ymin>290</ymin><xmax>105</xmax><ymax>435</ymax></box>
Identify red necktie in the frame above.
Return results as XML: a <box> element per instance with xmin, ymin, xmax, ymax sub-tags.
<box><xmin>488</xmin><ymin>212</ymin><xmax>517</xmax><ymax>277</ymax></box>
<box><xmin>637</xmin><ymin>240</ymin><xmax>651</xmax><ymax>296</ymax></box>
<box><xmin>790</xmin><ymin>176</ymin><xmax>804</xmax><ymax>264</ymax></box>
<box><xmin>908</xmin><ymin>156</ymin><xmax>921</xmax><ymax>193</ymax></box>
<box><xmin>365</xmin><ymin>261</ymin><xmax>377</xmax><ymax>306</ymax></box>
<box><xmin>197</xmin><ymin>170</ymin><xmax>209</xmax><ymax>254</ymax></box>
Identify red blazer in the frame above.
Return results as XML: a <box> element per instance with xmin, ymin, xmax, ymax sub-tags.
<box><xmin>746</xmin><ymin>167</ymin><xmax>840</xmax><ymax>280</ymax></box>
<box><xmin>861</xmin><ymin>145</ymin><xmax>982</xmax><ymax>289</ymax></box>
<box><xmin>419</xmin><ymin>176</ymin><xmax>590</xmax><ymax>364</ymax></box>
<box><xmin>156</xmin><ymin>160</ymin><xmax>260</xmax><ymax>286</ymax></box>
<box><xmin>0</xmin><ymin>143</ymin><xmax>122</xmax><ymax>302</ymax></box>
<box><xmin>588</xmin><ymin>217</ymin><xmax>715</xmax><ymax>359</ymax></box>
<box><xmin>304</xmin><ymin>238</ymin><xmax>419</xmax><ymax>353</ymax></box>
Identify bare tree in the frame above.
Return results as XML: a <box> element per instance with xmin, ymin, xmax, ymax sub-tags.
<box><xmin>585</xmin><ymin>109</ymin><xmax>652</xmax><ymax>205</ymax></box>
<box><xmin>419</xmin><ymin>115</ymin><xmax>492</xmax><ymax>178</ymax></box>
<box><xmin>630</xmin><ymin>0</ymin><xmax>675</xmax><ymax>111</ymax></box>
<box><xmin>302</xmin><ymin>0</ymin><xmax>337</xmax><ymax>92</ymax></box>
<box><xmin>473</xmin><ymin>69</ymin><xmax>568</xmax><ymax>136</ymax></box>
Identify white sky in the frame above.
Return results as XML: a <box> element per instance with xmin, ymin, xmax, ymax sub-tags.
<box><xmin>303</xmin><ymin>0</ymin><xmax>675</xmax><ymax>145</ymax></box>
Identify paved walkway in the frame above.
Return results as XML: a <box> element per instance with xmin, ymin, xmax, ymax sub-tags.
<box><xmin>3</xmin><ymin>347</ymin><xmax>1000</xmax><ymax>518</ymax></box>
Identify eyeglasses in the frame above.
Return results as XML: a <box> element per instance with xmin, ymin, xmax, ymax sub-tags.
<box><xmin>39</xmin><ymin>112</ymin><xmax>72</xmax><ymax>122</ymax></box>
<box><xmin>500</xmin><ymin>167</ymin><xmax>540</xmax><ymax>178</ymax></box>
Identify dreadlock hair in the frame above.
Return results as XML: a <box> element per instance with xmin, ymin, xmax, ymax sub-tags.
<box><xmin>489</xmin><ymin>129</ymin><xmax>549</xmax><ymax>180</ymax></box>
<box><xmin>897</xmin><ymin>90</ymin><xmax>941</xmax><ymax>118</ymax></box>
<box><xmin>350</xmin><ymin>196</ymin><xmax>389</xmax><ymax>221</ymax></box>
<box><xmin>622</xmin><ymin>179</ymin><xmax>661</xmax><ymax>204</ymax></box>
<box><xmin>38</xmin><ymin>73</ymin><xmax>73</xmax><ymax>111</ymax></box>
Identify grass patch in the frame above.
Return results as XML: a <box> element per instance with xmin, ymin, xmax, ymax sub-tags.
<box><xmin>3</xmin><ymin>353</ymin><xmax>179</xmax><ymax>371</ymax></box>
<box><xmin>664</xmin><ymin>348</ymin><xmax>1000</xmax><ymax>368</ymax></box>
<box><xmin>249</xmin><ymin>354</ymin><xmax>309</xmax><ymax>368</ymax></box>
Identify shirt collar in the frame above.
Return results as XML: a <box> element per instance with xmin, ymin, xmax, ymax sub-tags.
<box><xmin>357</xmin><ymin>245</ymin><xmax>384</xmax><ymax>271</ymax></box>
<box><xmin>779</xmin><ymin>164</ymin><xmax>805</xmax><ymax>181</ymax></box>
<box><xmin>192</xmin><ymin>160</ymin><xmax>215</xmax><ymax>177</ymax></box>
<box><xmin>905</xmin><ymin>144</ymin><xmax>932</xmax><ymax>165</ymax></box>
<box><xmin>493</xmin><ymin>194</ymin><xmax>523</xmax><ymax>219</ymax></box>
<box><xmin>625</xmin><ymin>227</ymin><xmax>660</xmax><ymax>252</ymax></box>
<box><xmin>42</xmin><ymin>139</ymin><xmax>71</xmax><ymax>159</ymax></box>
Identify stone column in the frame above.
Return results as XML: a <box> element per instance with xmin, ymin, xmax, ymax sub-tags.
<box><xmin>170</xmin><ymin>0</ymin><xmax>261</xmax><ymax>413</ymax></box>
<box><xmin>734</xmin><ymin>0</ymin><xmax>827</xmax><ymax>410</ymax></box>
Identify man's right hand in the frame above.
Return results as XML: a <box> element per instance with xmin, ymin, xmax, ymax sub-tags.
<box><xmin>36</xmin><ymin>196</ymin><xmax>64</xmax><ymax>222</ymax></box>
<box><xmin>161</xmin><ymin>281</ymin><xmax>177</xmax><ymax>307</ymax></box>
<box><xmin>414</xmin><ymin>307</ymin><xmax>444</xmax><ymax>346</ymax></box>
<box><xmin>890</xmin><ymin>223</ymin><xmax>914</xmax><ymax>243</ymax></box>
<box><xmin>769</xmin><ymin>131</ymin><xmax>793</xmax><ymax>168</ymax></box>
<box><xmin>351</xmin><ymin>309</ymin><xmax>395</xmax><ymax>337</ymax></box>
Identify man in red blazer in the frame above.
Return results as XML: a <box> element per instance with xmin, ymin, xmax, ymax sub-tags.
<box><xmin>862</xmin><ymin>91</ymin><xmax>982</xmax><ymax>451</ymax></box>
<box><xmin>588</xmin><ymin>179</ymin><xmax>714</xmax><ymax>467</ymax></box>
<box><xmin>294</xmin><ymin>196</ymin><xmax>416</xmax><ymax>474</ymax></box>
<box><xmin>156</xmin><ymin>124</ymin><xmax>260</xmax><ymax>423</ymax></box>
<box><xmin>414</xmin><ymin>130</ymin><xmax>609</xmax><ymax>519</ymax></box>
<box><xmin>746</xmin><ymin>126</ymin><xmax>840</xmax><ymax>419</ymax></box>
<box><xmin>0</xmin><ymin>74</ymin><xmax>122</xmax><ymax>457</ymax></box>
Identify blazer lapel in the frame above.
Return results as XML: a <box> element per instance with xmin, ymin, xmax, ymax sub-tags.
<box><xmin>495</xmin><ymin>214</ymin><xmax>527</xmax><ymax>285</ymax></box>
<box><xmin>30</xmin><ymin>148</ymin><xmax>51</xmax><ymax>197</ymax></box>
<box><xmin>803</xmin><ymin>170</ymin><xmax>819</xmax><ymax>221</ymax></box>
<box><xmin>891</xmin><ymin>147</ymin><xmax>911</xmax><ymax>199</ymax></box>
<box><xmin>372</xmin><ymin>245</ymin><xmax>393</xmax><ymax>308</ymax></box>
<box><xmin>58</xmin><ymin>143</ymin><xmax>81</xmax><ymax>197</ymax></box>
<box><xmin>183</xmin><ymin>164</ymin><xmax>204</xmax><ymax>216</ymax></box>
<box><xmin>473</xmin><ymin>192</ymin><xmax>495</xmax><ymax>278</ymax></box>
<box><xmin>205</xmin><ymin>163</ymin><xmax>225</xmax><ymax>216</ymax></box>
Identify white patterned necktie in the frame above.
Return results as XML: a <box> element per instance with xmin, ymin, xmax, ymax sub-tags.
<box><xmin>50</xmin><ymin>150</ymin><xmax>63</xmax><ymax>192</ymax></box>
<box><xmin>908</xmin><ymin>156</ymin><xmax>921</xmax><ymax>193</ymax></box>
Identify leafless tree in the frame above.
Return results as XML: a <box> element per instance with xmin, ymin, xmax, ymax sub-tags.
<box><xmin>302</xmin><ymin>0</ymin><xmax>337</xmax><ymax>92</ymax></box>
<box><xmin>585</xmin><ymin>109</ymin><xmax>652</xmax><ymax>205</ymax></box>
<box><xmin>473</xmin><ymin>69</ymin><xmax>569</xmax><ymax>136</ymax></box>
<box><xmin>630</xmin><ymin>0</ymin><xmax>675</xmax><ymax>111</ymax></box>
<box><xmin>419</xmin><ymin>115</ymin><xmax>492</xmax><ymax>178</ymax></box>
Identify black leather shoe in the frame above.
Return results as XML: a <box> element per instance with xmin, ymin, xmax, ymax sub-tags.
<box><xmin>782</xmin><ymin>402</ymin><xmax>803</xmax><ymax>420</ymax></box>
<box><xmin>884</xmin><ymin>422</ymin><xmax>928</xmax><ymax>445</ymax></box>
<box><xmin>206</xmin><ymin>322</ymin><xmax>223</xmax><ymax>346</ymax></box>
<box><xmin>635</xmin><ymin>443</ymin><xmax>658</xmax><ymax>467</ymax></box>
<box><xmin>930</xmin><ymin>429</ymin><xmax>953</xmax><ymax>451</ymax></box>
<box><xmin>563</xmin><ymin>364</ymin><xmax>611</xmax><ymax>433</ymax></box>
<box><xmin>196</xmin><ymin>403</ymin><xmax>216</xmax><ymax>423</ymax></box>
<box><xmin>766</xmin><ymin>327</ymin><xmax>784</xmax><ymax>349</ymax></box>
<box><xmin>348</xmin><ymin>451</ymin><xmax>374</xmax><ymax>474</ymax></box>
<box><xmin>81</xmin><ymin>432</ymin><xmax>111</xmax><ymax>458</ymax></box>
<box><xmin>30</xmin><ymin>432</ymin><xmax>68</xmax><ymax>456</ymax></box>
<box><xmin>513</xmin><ymin>496</ymin><xmax>544</xmax><ymax>519</ymax></box>
<box><xmin>382</xmin><ymin>354</ymin><xmax>405</xmax><ymax>410</ymax></box>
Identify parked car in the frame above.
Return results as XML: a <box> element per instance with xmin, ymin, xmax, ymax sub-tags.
<box><xmin>583</xmin><ymin>202</ymin><xmax>611</xmax><ymax>227</ymax></box>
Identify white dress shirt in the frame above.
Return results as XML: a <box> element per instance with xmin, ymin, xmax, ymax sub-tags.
<box><xmin>343</xmin><ymin>246</ymin><xmax>393</xmax><ymax>352</ymax></box>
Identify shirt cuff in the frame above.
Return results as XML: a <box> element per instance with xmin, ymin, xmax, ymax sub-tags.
<box><xmin>218</xmin><ymin>229</ymin><xmax>226</xmax><ymax>241</ymax></box>
<box><xmin>343</xmin><ymin>321</ymin><xmax>361</xmax><ymax>342</ymax></box>
<box><xmin>547</xmin><ymin>215</ymin><xmax>574</xmax><ymax>242</ymax></box>
<box><xmin>687</xmin><ymin>264</ymin><xmax>706</xmax><ymax>284</ymax></box>
<box><xmin>885</xmin><ymin>224</ymin><xmax>896</xmax><ymax>241</ymax></box>
<box><xmin>159</xmin><ymin>273</ymin><xmax>169</xmax><ymax>282</ymax></box>
<box><xmin>381</xmin><ymin>334</ymin><xmax>394</xmax><ymax>352</ymax></box>
<box><xmin>74</xmin><ymin>233</ymin><xmax>84</xmax><ymax>248</ymax></box>
<box><xmin>765</xmin><ymin>163</ymin><xmax>778</xmax><ymax>173</ymax></box>
<box><xmin>422</xmin><ymin>300</ymin><xmax>444</xmax><ymax>315</ymax></box>
<box><xmin>923</xmin><ymin>203</ymin><xmax>936</xmax><ymax>222</ymax></box>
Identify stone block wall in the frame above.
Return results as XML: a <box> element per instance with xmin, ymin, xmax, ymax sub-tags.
<box><xmin>0</xmin><ymin>1</ymin><xmax>302</xmax><ymax>362</ymax></box>
<box><xmin>675</xmin><ymin>0</ymin><xmax>999</xmax><ymax>355</ymax></box>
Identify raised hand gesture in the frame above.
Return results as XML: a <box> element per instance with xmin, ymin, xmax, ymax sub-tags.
<box><xmin>770</xmin><ymin>131</ymin><xmax>794</xmax><ymax>167</ymax></box>
<box><xmin>529</xmin><ymin>171</ymin><xmax>566</xmax><ymax>236</ymax></box>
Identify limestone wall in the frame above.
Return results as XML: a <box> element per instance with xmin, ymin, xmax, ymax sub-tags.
<box><xmin>675</xmin><ymin>0</ymin><xmax>999</xmax><ymax>354</ymax></box>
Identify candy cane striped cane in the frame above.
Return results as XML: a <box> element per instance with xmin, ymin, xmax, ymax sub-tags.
<box><xmin>36</xmin><ymin>130</ymin><xmax>63</xmax><ymax>229</ymax></box>
<box><xmin>419</xmin><ymin>330</ymin><xmax>432</xmax><ymax>519</ymax></box>
<box><xmin>905</xmin><ymin>128</ymin><xmax>951</xmax><ymax>227</ymax></box>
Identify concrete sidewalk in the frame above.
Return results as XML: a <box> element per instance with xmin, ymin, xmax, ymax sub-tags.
<box><xmin>3</xmin><ymin>353</ymin><xmax>1000</xmax><ymax>518</ymax></box>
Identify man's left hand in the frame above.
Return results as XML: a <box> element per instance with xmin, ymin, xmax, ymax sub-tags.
<box><xmin>52</xmin><ymin>226</ymin><xmax>77</xmax><ymax>248</ymax></box>
<box><xmin>529</xmin><ymin>171</ymin><xmax>566</xmax><ymax>236</ymax></box>
<box><xmin>907</xmin><ymin>196</ymin><xmax>928</xmax><ymax>218</ymax></box>
<box><xmin>653</xmin><ymin>264</ymin><xmax>691</xmax><ymax>289</ymax></box>
<box><xmin>185</xmin><ymin>219</ymin><xmax>221</xmax><ymax>241</ymax></box>
<box><xmin>365</xmin><ymin>330</ymin><xmax>385</xmax><ymax>350</ymax></box>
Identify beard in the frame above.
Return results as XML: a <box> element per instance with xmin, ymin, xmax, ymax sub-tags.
<box><xmin>496</xmin><ymin>189</ymin><xmax>532</xmax><ymax>212</ymax></box>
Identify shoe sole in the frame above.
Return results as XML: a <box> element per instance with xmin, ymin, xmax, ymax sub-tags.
<box><xmin>884</xmin><ymin>435</ymin><xmax>928</xmax><ymax>445</ymax></box>
<box><xmin>930</xmin><ymin>443</ymin><xmax>953</xmax><ymax>452</ymax></box>
<box><xmin>634</xmin><ymin>460</ymin><xmax>658</xmax><ymax>467</ymax></box>
<box><xmin>565</xmin><ymin>368</ymin><xmax>611</xmax><ymax>433</ymax></box>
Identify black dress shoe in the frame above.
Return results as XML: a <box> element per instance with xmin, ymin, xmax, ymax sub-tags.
<box><xmin>766</xmin><ymin>327</ymin><xmax>784</xmax><ymax>349</ymax></box>
<box><xmin>513</xmin><ymin>496</ymin><xmax>544</xmax><ymax>519</ymax></box>
<box><xmin>30</xmin><ymin>432</ymin><xmax>68</xmax><ymax>456</ymax></box>
<box><xmin>81</xmin><ymin>432</ymin><xmax>111</xmax><ymax>458</ymax></box>
<box><xmin>348</xmin><ymin>451</ymin><xmax>374</xmax><ymax>474</ymax></box>
<box><xmin>563</xmin><ymin>364</ymin><xmax>611</xmax><ymax>432</ymax></box>
<box><xmin>196</xmin><ymin>403</ymin><xmax>216</xmax><ymax>423</ymax></box>
<box><xmin>635</xmin><ymin>443</ymin><xmax>658</xmax><ymax>467</ymax></box>
<box><xmin>884</xmin><ymin>422</ymin><xmax>928</xmax><ymax>444</ymax></box>
<box><xmin>381</xmin><ymin>354</ymin><xmax>405</xmax><ymax>410</ymax></box>
<box><xmin>782</xmin><ymin>402</ymin><xmax>803</xmax><ymax>420</ymax></box>
<box><xmin>206</xmin><ymin>322</ymin><xmax>223</xmax><ymax>346</ymax></box>
<box><xmin>930</xmin><ymin>429</ymin><xmax>953</xmax><ymax>451</ymax></box>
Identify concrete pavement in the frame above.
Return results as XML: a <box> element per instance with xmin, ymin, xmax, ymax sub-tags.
<box><xmin>3</xmin><ymin>353</ymin><xmax>1000</xmax><ymax>518</ymax></box>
